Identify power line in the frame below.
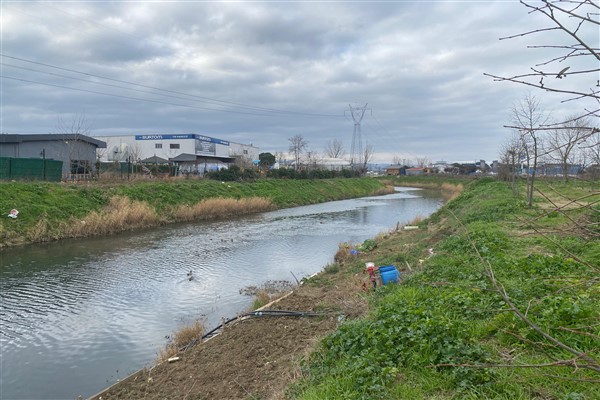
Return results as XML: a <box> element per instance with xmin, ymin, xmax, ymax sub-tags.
<box><xmin>1</xmin><ymin>75</ymin><xmax>299</xmax><ymax>117</ymax></box>
<box><xmin>0</xmin><ymin>54</ymin><xmax>342</xmax><ymax>118</ymax></box>
<box><xmin>371</xmin><ymin>113</ymin><xmax>392</xmax><ymax>136</ymax></box>
<box><xmin>1</xmin><ymin>62</ymin><xmax>275</xmax><ymax>111</ymax></box>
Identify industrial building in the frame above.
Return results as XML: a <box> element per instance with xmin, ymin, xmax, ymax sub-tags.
<box><xmin>0</xmin><ymin>133</ymin><xmax>106</xmax><ymax>177</ymax></box>
<box><xmin>94</xmin><ymin>133</ymin><xmax>259</xmax><ymax>174</ymax></box>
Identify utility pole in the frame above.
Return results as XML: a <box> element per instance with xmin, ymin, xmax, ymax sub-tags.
<box><xmin>347</xmin><ymin>103</ymin><xmax>368</xmax><ymax>171</ymax></box>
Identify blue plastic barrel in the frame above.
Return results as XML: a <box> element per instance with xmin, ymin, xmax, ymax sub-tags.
<box><xmin>379</xmin><ymin>265</ymin><xmax>400</xmax><ymax>285</ymax></box>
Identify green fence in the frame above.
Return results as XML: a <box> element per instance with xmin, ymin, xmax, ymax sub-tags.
<box><xmin>97</xmin><ymin>161</ymin><xmax>177</xmax><ymax>177</ymax></box>
<box><xmin>0</xmin><ymin>157</ymin><xmax>63</xmax><ymax>181</ymax></box>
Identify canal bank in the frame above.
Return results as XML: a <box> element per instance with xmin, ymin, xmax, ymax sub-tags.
<box><xmin>1</xmin><ymin>186</ymin><xmax>447</xmax><ymax>399</ymax></box>
<box><xmin>0</xmin><ymin>177</ymin><xmax>392</xmax><ymax>249</ymax></box>
<box><xmin>88</xmin><ymin>178</ymin><xmax>599</xmax><ymax>400</ymax></box>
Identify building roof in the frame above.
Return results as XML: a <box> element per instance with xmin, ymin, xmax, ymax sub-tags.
<box><xmin>318</xmin><ymin>157</ymin><xmax>350</xmax><ymax>166</ymax></box>
<box><xmin>386</xmin><ymin>164</ymin><xmax>406</xmax><ymax>169</ymax></box>
<box><xmin>140</xmin><ymin>155</ymin><xmax>169</xmax><ymax>164</ymax></box>
<box><xmin>169</xmin><ymin>153</ymin><xmax>236</xmax><ymax>163</ymax></box>
<box><xmin>0</xmin><ymin>134</ymin><xmax>107</xmax><ymax>148</ymax></box>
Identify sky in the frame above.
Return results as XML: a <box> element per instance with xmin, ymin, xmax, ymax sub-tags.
<box><xmin>1</xmin><ymin>1</ymin><xmax>597</xmax><ymax>164</ymax></box>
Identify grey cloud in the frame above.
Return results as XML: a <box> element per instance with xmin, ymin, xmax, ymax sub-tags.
<box><xmin>1</xmin><ymin>1</ymin><xmax>590</xmax><ymax>163</ymax></box>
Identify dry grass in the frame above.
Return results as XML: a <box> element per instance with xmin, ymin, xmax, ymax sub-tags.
<box><xmin>157</xmin><ymin>320</ymin><xmax>204</xmax><ymax>363</ymax></box>
<box><xmin>334</xmin><ymin>242</ymin><xmax>353</xmax><ymax>264</ymax></box>
<box><xmin>64</xmin><ymin>196</ymin><xmax>161</xmax><ymax>238</ymax></box>
<box><xmin>251</xmin><ymin>290</ymin><xmax>272</xmax><ymax>310</ymax></box>
<box><xmin>173</xmin><ymin>197</ymin><xmax>274</xmax><ymax>222</ymax></box>
<box><xmin>440</xmin><ymin>183</ymin><xmax>464</xmax><ymax>200</ymax></box>
<box><xmin>26</xmin><ymin>219</ymin><xmax>52</xmax><ymax>242</ymax></box>
<box><xmin>407</xmin><ymin>214</ymin><xmax>424</xmax><ymax>225</ymax></box>
<box><xmin>373</xmin><ymin>185</ymin><xmax>397</xmax><ymax>196</ymax></box>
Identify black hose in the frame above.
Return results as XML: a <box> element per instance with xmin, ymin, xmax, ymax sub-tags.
<box><xmin>202</xmin><ymin>309</ymin><xmax>322</xmax><ymax>338</ymax></box>
<box><xmin>179</xmin><ymin>309</ymin><xmax>327</xmax><ymax>351</ymax></box>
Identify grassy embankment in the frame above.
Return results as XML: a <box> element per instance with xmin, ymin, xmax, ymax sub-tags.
<box><xmin>0</xmin><ymin>177</ymin><xmax>392</xmax><ymax>249</ymax></box>
<box><xmin>290</xmin><ymin>177</ymin><xmax>599</xmax><ymax>399</ymax></box>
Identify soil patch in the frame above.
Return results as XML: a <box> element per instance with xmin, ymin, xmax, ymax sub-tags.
<box><xmin>90</xmin><ymin>271</ymin><xmax>368</xmax><ymax>400</ymax></box>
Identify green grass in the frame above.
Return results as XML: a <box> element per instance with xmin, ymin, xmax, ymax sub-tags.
<box><xmin>290</xmin><ymin>178</ymin><xmax>600</xmax><ymax>399</ymax></box>
<box><xmin>0</xmin><ymin>177</ymin><xmax>388</xmax><ymax>248</ymax></box>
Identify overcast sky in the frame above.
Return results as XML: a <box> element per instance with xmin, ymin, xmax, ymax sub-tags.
<box><xmin>1</xmin><ymin>1</ymin><xmax>596</xmax><ymax>163</ymax></box>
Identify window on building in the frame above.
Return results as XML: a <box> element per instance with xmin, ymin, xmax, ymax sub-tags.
<box><xmin>243</xmin><ymin>150</ymin><xmax>248</xmax><ymax>154</ymax></box>
<box><xmin>170</xmin><ymin>143</ymin><xmax>180</xmax><ymax>149</ymax></box>
<box><xmin>155</xmin><ymin>143</ymin><xmax>162</xmax><ymax>149</ymax></box>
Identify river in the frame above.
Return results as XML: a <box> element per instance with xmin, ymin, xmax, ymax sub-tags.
<box><xmin>0</xmin><ymin>187</ymin><xmax>442</xmax><ymax>400</ymax></box>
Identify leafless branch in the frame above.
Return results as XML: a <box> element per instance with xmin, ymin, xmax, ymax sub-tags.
<box><xmin>447</xmin><ymin>208</ymin><xmax>600</xmax><ymax>373</ymax></box>
<box><xmin>429</xmin><ymin>355</ymin><xmax>594</xmax><ymax>370</ymax></box>
<box><xmin>557</xmin><ymin>326</ymin><xmax>600</xmax><ymax>339</ymax></box>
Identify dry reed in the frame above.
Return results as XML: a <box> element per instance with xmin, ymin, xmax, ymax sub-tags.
<box><xmin>440</xmin><ymin>183</ymin><xmax>464</xmax><ymax>200</ymax></box>
<box><xmin>407</xmin><ymin>214</ymin><xmax>424</xmax><ymax>226</ymax></box>
<box><xmin>373</xmin><ymin>185</ymin><xmax>397</xmax><ymax>196</ymax></box>
<box><xmin>26</xmin><ymin>219</ymin><xmax>52</xmax><ymax>242</ymax></box>
<box><xmin>63</xmin><ymin>196</ymin><xmax>161</xmax><ymax>238</ymax></box>
<box><xmin>173</xmin><ymin>197</ymin><xmax>274</xmax><ymax>222</ymax></box>
<box><xmin>251</xmin><ymin>290</ymin><xmax>272</xmax><ymax>310</ymax></box>
<box><xmin>334</xmin><ymin>242</ymin><xmax>352</xmax><ymax>264</ymax></box>
<box><xmin>157</xmin><ymin>320</ymin><xmax>204</xmax><ymax>363</ymax></box>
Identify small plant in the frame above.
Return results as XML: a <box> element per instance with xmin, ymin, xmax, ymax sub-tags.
<box><xmin>359</xmin><ymin>238</ymin><xmax>377</xmax><ymax>252</ymax></box>
<box><xmin>323</xmin><ymin>263</ymin><xmax>340</xmax><ymax>274</ymax></box>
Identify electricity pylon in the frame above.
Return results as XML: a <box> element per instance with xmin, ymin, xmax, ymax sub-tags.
<box><xmin>348</xmin><ymin>103</ymin><xmax>368</xmax><ymax>171</ymax></box>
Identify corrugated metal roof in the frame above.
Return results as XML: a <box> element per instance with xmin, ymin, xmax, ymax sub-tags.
<box><xmin>0</xmin><ymin>134</ymin><xmax>107</xmax><ymax>148</ymax></box>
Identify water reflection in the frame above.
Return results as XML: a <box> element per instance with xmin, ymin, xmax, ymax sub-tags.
<box><xmin>0</xmin><ymin>188</ymin><xmax>442</xmax><ymax>399</ymax></box>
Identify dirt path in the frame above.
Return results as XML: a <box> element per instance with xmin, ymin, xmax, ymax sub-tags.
<box><xmin>90</xmin><ymin>271</ymin><xmax>368</xmax><ymax>400</ymax></box>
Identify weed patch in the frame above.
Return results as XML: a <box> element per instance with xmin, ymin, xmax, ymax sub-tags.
<box><xmin>293</xmin><ymin>178</ymin><xmax>600</xmax><ymax>399</ymax></box>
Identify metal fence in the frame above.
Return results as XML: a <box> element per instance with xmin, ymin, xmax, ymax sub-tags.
<box><xmin>0</xmin><ymin>157</ymin><xmax>63</xmax><ymax>181</ymax></box>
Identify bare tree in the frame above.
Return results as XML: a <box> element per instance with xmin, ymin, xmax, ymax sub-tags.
<box><xmin>511</xmin><ymin>94</ymin><xmax>549</xmax><ymax>207</ymax></box>
<box><xmin>392</xmin><ymin>156</ymin><xmax>411</xmax><ymax>166</ymax></box>
<box><xmin>305</xmin><ymin>149</ymin><xmax>321</xmax><ymax>170</ymax></box>
<box><xmin>485</xmin><ymin>1</ymin><xmax>599</xmax><ymax>128</ymax></box>
<box><xmin>362</xmin><ymin>143</ymin><xmax>374</xmax><ymax>173</ymax></box>
<box><xmin>56</xmin><ymin>113</ymin><xmax>91</xmax><ymax>136</ymax></box>
<box><xmin>288</xmin><ymin>134</ymin><xmax>308</xmax><ymax>171</ymax></box>
<box><xmin>128</xmin><ymin>142</ymin><xmax>144</xmax><ymax>163</ymax></box>
<box><xmin>324</xmin><ymin>139</ymin><xmax>346</xmax><ymax>159</ymax></box>
<box><xmin>579</xmin><ymin>127</ymin><xmax>600</xmax><ymax>186</ymax></box>
<box><xmin>414</xmin><ymin>156</ymin><xmax>430</xmax><ymax>168</ymax></box>
<box><xmin>584</xmin><ymin>130</ymin><xmax>600</xmax><ymax>166</ymax></box>
<box><xmin>54</xmin><ymin>113</ymin><xmax>93</xmax><ymax>175</ymax></box>
<box><xmin>499</xmin><ymin>133</ymin><xmax>524</xmax><ymax>194</ymax></box>
<box><xmin>482</xmin><ymin>2</ymin><xmax>600</xmax><ymax>379</ymax></box>
<box><xmin>546</xmin><ymin>115</ymin><xmax>590</xmax><ymax>182</ymax></box>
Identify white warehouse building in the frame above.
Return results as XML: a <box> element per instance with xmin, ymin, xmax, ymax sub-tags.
<box><xmin>94</xmin><ymin>133</ymin><xmax>260</xmax><ymax>174</ymax></box>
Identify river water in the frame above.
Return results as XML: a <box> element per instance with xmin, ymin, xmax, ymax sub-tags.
<box><xmin>0</xmin><ymin>187</ymin><xmax>442</xmax><ymax>400</ymax></box>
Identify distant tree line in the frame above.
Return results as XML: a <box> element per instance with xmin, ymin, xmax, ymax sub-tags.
<box><xmin>206</xmin><ymin>164</ymin><xmax>361</xmax><ymax>182</ymax></box>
